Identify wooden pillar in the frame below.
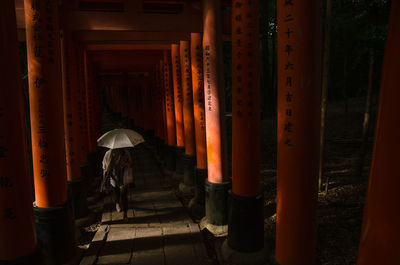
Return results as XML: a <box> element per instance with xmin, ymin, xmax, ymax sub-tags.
<box><xmin>160</xmin><ymin>60</ymin><xmax>168</xmax><ymax>143</ymax></box>
<box><xmin>77</xmin><ymin>45</ymin><xmax>89</xmax><ymax>159</ymax></box>
<box><xmin>189</xmin><ymin>32</ymin><xmax>208</xmax><ymax>208</ymax></box>
<box><xmin>356</xmin><ymin>2</ymin><xmax>400</xmax><ymax>264</ymax></box>
<box><xmin>201</xmin><ymin>0</ymin><xmax>230</xmax><ymax>235</ymax></box>
<box><xmin>224</xmin><ymin>0</ymin><xmax>265</xmax><ymax>257</ymax></box>
<box><xmin>71</xmin><ymin>43</ymin><xmax>87</xmax><ymax>165</ymax></box>
<box><xmin>0</xmin><ymin>0</ymin><xmax>38</xmax><ymax>262</ymax></box>
<box><xmin>180</xmin><ymin>41</ymin><xmax>196</xmax><ymax>157</ymax></box>
<box><xmin>24</xmin><ymin>0</ymin><xmax>75</xmax><ymax>262</ymax></box>
<box><xmin>276</xmin><ymin>1</ymin><xmax>322</xmax><ymax>264</ymax></box>
<box><xmin>163</xmin><ymin>51</ymin><xmax>177</xmax><ymax>171</ymax></box>
<box><xmin>61</xmin><ymin>32</ymin><xmax>82</xmax><ymax>182</ymax></box>
<box><xmin>60</xmin><ymin>32</ymin><xmax>89</xmax><ymax>218</ymax></box>
<box><xmin>171</xmin><ymin>44</ymin><xmax>185</xmax><ymax>175</ymax></box>
<box><xmin>83</xmin><ymin>51</ymin><xmax>96</xmax><ymax>152</ymax></box>
<box><xmin>179</xmin><ymin>40</ymin><xmax>197</xmax><ymax>190</ymax></box>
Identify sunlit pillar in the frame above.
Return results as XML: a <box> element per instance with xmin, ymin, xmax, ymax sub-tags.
<box><xmin>171</xmin><ymin>44</ymin><xmax>185</xmax><ymax>177</ymax></box>
<box><xmin>0</xmin><ymin>0</ymin><xmax>39</xmax><ymax>263</ymax></box>
<box><xmin>201</xmin><ymin>0</ymin><xmax>230</xmax><ymax>236</ymax></box>
<box><xmin>24</xmin><ymin>0</ymin><xmax>75</xmax><ymax>263</ymax></box>
<box><xmin>276</xmin><ymin>1</ymin><xmax>322</xmax><ymax>264</ymax></box>
<box><xmin>221</xmin><ymin>0</ymin><xmax>268</xmax><ymax>263</ymax></box>
<box><xmin>179</xmin><ymin>40</ymin><xmax>197</xmax><ymax>192</ymax></box>
<box><xmin>188</xmin><ymin>33</ymin><xmax>208</xmax><ymax>211</ymax></box>
<box><xmin>163</xmin><ymin>51</ymin><xmax>177</xmax><ymax>172</ymax></box>
<box><xmin>61</xmin><ymin>31</ymin><xmax>88</xmax><ymax>218</ymax></box>
<box><xmin>356</xmin><ymin>2</ymin><xmax>400</xmax><ymax>265</ymax></box>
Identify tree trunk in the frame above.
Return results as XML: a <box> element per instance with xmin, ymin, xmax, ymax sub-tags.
<box><xmin>356</xmin><ymin>47</ymin><xmax>374</xmax><ymax>177</ymax></box>
<box><xmin>318</xmin><ymin>0</ymin><xmax>332</xmax><ymax>191</ymax></box>
<box><xmin>260</xmin><ymin>0</ymin><xmax>271</xmax><ymax>119</ymax></box>
<box><xmin>343</xmin><ymin>54</ymin><xmax>349</xmax><ymax>123</ymax></box>
<box><xmin>271</xmin><ymin>28</ymin><xmax>277</xmax><ymax>115</ymax></box>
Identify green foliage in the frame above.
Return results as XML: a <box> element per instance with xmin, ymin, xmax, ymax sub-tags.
<box><xmin>328</xmin><ymin>0</ymin><xmax>391</xmax><ymax>100</ymax></box>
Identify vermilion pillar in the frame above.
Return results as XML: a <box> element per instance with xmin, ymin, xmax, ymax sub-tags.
<box><xmin>276</xmin><ymin>1</ymin><xmax>322</xmax><ymax>265</ymax></box>
<box><xmin>188</xmin><ymin>33</ymin><xmax>208</xmax><ymax>210</ymax></box>
<box><xmin>160</xmin><ymin>60</ymin><xmax>168</xmax><ymax>143</ymax></box>
<box><xmin>0</xmin><ymin>0</ymin><xmax>38</xmax><ymax>262</ymax></box>
<box><xmin>179</xmin><ymin>40</ymin><xmax>197</xmax><ymax>191</ymax></box>
<box><xmin>84</xmin><ymin>52</ymin><xmax>96</xmax><ymax>152</ymax></box>
<box><xmin>163</xmin><ymin>51</ymin><xmax>177</xmax><ymax>171</ymax></box>
<box><xmin>24</xmin><ymin>0</ymin><xmax>75</xmax><ymax>263</ymax></box>
<box><xmin>61</xmin><ymin>32</ymin><xmax>82</xmax><ymax>182</ymax></box>
<box><xmin>356</xmin><ymin>2</ymin><xmax>400</xmax><ymax>264</ymax></box>
<box><xmin>201</xmin><ymin>0</ymin><xmax>230</xmax><ymax>236</ymax></box>
<box><xmin>78</xmin><ymin>45</ymin><xmax>89</xmax><ymax>159</ymax></box>
<box><xmin>171</xmin><ymin>44</ymin><xmax>185</xmax><ymax>176</ymax></box>
<box><xmin>223</xmin><ymin>0</ymin><xmax>265</xmax><ymax>260</ymax></box>
<box><xmin>61</xmin><ymin>32</ymin><xmax>89</xmax><ymax>218</ymax></box>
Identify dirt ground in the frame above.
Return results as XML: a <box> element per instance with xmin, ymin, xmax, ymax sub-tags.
<box><xmin>255</xmin><ymin>96</ymin><xmax>377</xmax><ymax>265</ymax></box>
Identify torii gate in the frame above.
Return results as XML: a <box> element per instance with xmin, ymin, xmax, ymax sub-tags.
<box><xmin>1</xmin><ymin>1</ymin><xmax>400</xmax><ymax>265</ymax></box>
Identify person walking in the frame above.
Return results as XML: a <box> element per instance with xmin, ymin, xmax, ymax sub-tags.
<box><xmin>101</xmin><ymin>148</ymin><xmax>134</xmax><ymax>220</ymax></box>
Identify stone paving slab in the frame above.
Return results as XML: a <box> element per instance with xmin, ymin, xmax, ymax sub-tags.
<box><xmin>80</xmin><ymin>132</ymin><xmax>210</xmax><ymax>265</ymax></box>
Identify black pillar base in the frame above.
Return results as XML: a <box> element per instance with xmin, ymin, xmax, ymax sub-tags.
<box><xmin>182</xmin><ymin>154</ymin><xmax>196</xmax><ymax>187</ymax></box>
<box><xmin>80</xmin><ymin>163</ymin><xmax>92</xmax><ymax>180</ymax></box>
<box><xmin>0</xmin><ymin>248</ymin><xmax>42</xmax><ymax>265</ymax></box>
<box><xmin>144</xmin><ymin>129</ymin><xmax>155</xmax><ymax>142</ymax></box>
<box><xmin>175</xmin><ymin>146</ymin><xmax>185</xmax><ymax>176</ymax></box>
<box><xmin>153</xmin><ymin>137</ymin><xmax>165</xmax><ymax>164</ymax></box>
<box><xmin>228</xmin><ymin>193</ymin><xmax>264</xmax><ymax>252</ymax></box>
<box><xmin>33</xmin><ymin>199</ymin><xmax>75</xmax><ymax>265</ymax></box>
<box><xmin>200</xmin><ymin>180</ymin><xmax>230</xmax><ymax>236</ymax></box>
<box><xmin>165</xmin><ymin>145</ymin><xmax>176</xmax><ymax>172</ymax></box>
<box><xmin>87</xmin><ymin>149</ymin><xmax>103</xmax><ymax>180</ymax></box>
<box><xmin>189</xmin><ymin>168</ymin><xmax>207</xmax><ymax>207</ymax></box>
<box><xmin>188</xmin><ymin>168</ymin><xmax>207</xmax><ymax>218</ymax></box>
<box><xmin>68</xmin><ymin>177</ymin><xmax>89</xmax><ymax>219</ymax></box>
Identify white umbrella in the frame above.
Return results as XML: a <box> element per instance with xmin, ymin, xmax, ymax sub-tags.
<box><xmin>97</xmin><ymin>128</ymin><xmax>145</xmax><ymax>149</ymax></box>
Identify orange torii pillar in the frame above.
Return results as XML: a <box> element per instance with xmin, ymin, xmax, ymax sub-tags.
<box><xmin>92</xmin><ymin>70</ymin><xmax>102</xmax><ymax>141</ymax></box>
<box><xmin>83</xmin><ymin>52</ymin><xmax>96</xmax><ymax>153</ymax></box>
<box><xmin>77</xmin><ymin>45</ymin><xmax>90</xmax><ymax>159</ymax></box>
<box><xmin>24</xmin><ymin>0</ymin><xmax>75</xmax><ymax>263</ymax></box>
<box><xmin>188</xmin><ymin>32</ymin><xmax>208</xmax><ymax>210</ymax></box>
<box><xmin>179</xmin><ymin>40</ymin><xmax>197</xmax><ymax>192</ymax></box>
<box><xmin>153</xmin><ymin>65</ymin><xmax>162</xmax><ymax>139</ymax></box>
<box><xmin>171</xmin><ymin>44</ymin><xmax>186</xmax><ymax>176</ymax></box>
<box><xmin>201</xmin><ymin>0</ymin><xmax>230</xmax><ymax>236</ymax></box>
<box><xmin>356</xmin><ymin>2</ymin><xmax>400</xmax><ymax>264</ymax></box>
<box><xmin>222</xmin><ymin>0</ymin><xmax>267</xmax><ymax>262</ymax></box>
<box><xmin>127</xmin><ymin>81</ymin><xmax>136</xmax><ymax>129</ymax></box>
<box><xmin>276</xmin><ymin>1</ymin><xmax>322</xmax><ymax>265</ymax></box>
<box><xmin>152</xmin><ymin>66</ymin><xmax>165</xmax><ymax>158</ymax></box>
<box><xmin>61</xmin><ymin>32</ymin><xmax>88</xmax><ymax>218</ymax></box>
<box><xmin>158</xmin><ymin>60</ymin><xmax>169</xmax><ymax>164</ymax></box>
<box><xmin>0</xmin><ymin>0</ymin><xmax>39</xmax><ymax>263</ymax></box>
<box><xmin>84</xmin><ymin>55</ymin><xmax>103</xmax><ymax>175</ymax></box>
<box><xmin>163</xmin><ymin>51</ymin><xmax>177</xmax><ymax>172</ymax></box>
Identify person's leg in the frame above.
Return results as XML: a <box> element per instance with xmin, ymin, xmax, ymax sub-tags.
<box><xmin>121</xmin><ymin>186</ymin><xmax>129</xmax><ymax>216</ymax></box>
<box><xmin>114</xmin><ymin>185</ymin><xmax>121</xmax><ymax>212</ymax></box>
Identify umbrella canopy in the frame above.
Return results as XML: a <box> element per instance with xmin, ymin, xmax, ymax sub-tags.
<box><xmin>97</xmin><ymin>129</ymin><xmax>145</xmax><ymax>149</ymax></box>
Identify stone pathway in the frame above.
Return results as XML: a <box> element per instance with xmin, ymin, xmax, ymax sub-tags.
<box><xmin>79</xmin><ymin>143</ymin><xmax>212</xmax><ymax>265</ymax></box>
